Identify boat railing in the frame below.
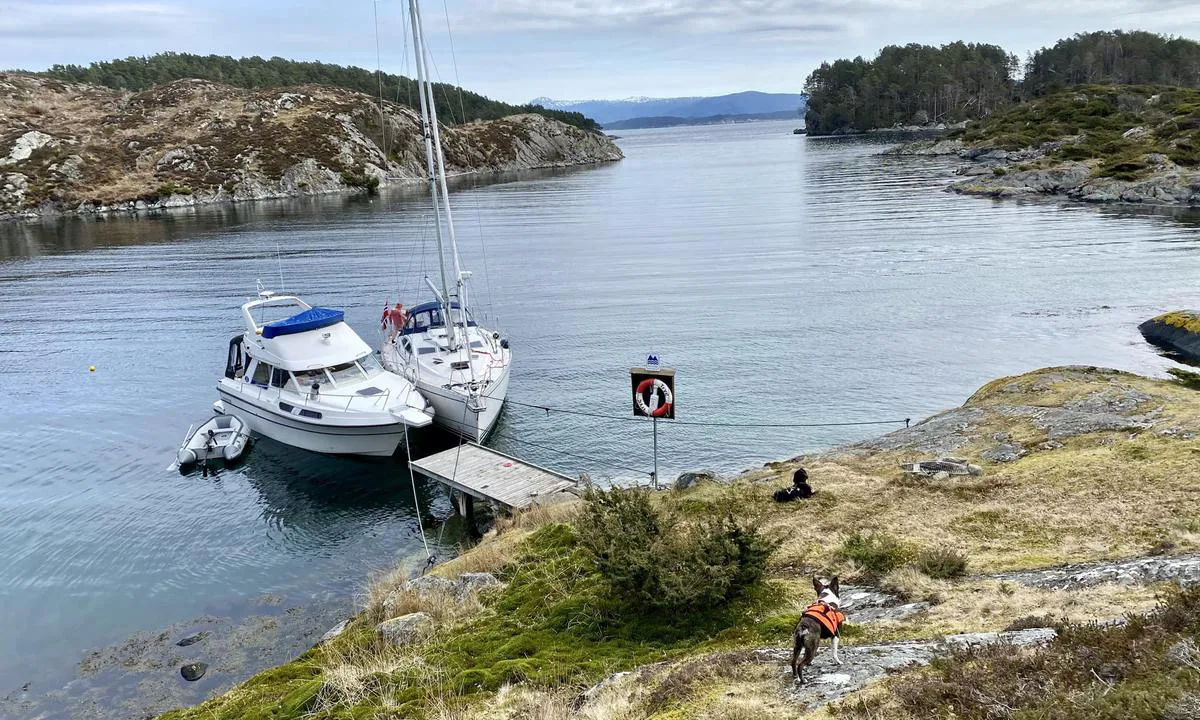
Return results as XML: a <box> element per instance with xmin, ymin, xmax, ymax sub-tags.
<box><xmin>241</xmin><ymin>382</ymin><xmax>401</xmax><ymax>413</ymax></box>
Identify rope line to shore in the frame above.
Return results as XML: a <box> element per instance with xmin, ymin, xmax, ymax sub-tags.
<box><xmin>489</xmin><ymin>430</ymin><xmax>651</xmax><ymax>476</ymax></box>
<box><xmin>407</xmin><ymin>383</ymin><xmax>910</xmax><ymax>430</ymax></box>
<box><xmin>499</xmin><ymin>397</ymin><xmax>911</xmax><ymax>429</ymax></box>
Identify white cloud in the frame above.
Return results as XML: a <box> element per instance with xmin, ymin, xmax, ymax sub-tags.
<box><xmin>0</xmin><ymin>2</ymin><xmax>192</xmax><ymax>39</ymax></box>
<box><xmin>458</xmin><ymin>0</ymin><xmax>915</xmax><ymax>33</ymax></box>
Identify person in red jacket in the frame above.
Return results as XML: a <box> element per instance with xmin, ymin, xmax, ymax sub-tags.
<box><xmin>383</xmin><ymin>302</ymin><xmax>406</xmax><ymax>341</ymax></box>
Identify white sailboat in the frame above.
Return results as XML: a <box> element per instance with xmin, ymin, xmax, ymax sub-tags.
<box><xmin>380</xmin><ymin>0</ymin><xmax>512</xmax><ymax>442</ymax></box>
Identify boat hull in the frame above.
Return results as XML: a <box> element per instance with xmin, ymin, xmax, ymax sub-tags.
<box><xmin>217</xmin><ymin>389</ymin><xmax>407</xmax><ymax>457</ymax></box>
<box><xmin>417</xmin><ymin>362</ymin><xmax>510</xmax><ymax>443</ymax></box>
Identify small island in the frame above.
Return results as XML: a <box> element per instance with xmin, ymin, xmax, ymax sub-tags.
<box><xmin>803</xmin><ymin>30</ymin><xmax>1200</xmax><ymax>206</ymax></box>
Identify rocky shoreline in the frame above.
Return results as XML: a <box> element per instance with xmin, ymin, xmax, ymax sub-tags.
<box><xmin>884</xmin><ymin>136</ymin><xmax>1200</xmax><ymax>206</ymax></box>
<box><xmin>0</xmin><ymin>74</ymin><xmax>623</xmax><ymax>220</ymax></box>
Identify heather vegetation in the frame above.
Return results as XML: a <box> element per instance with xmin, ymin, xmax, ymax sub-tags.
<box><xmin>832</xmin><ymin>587</ymin><xmax>1200</xmax><ymax>720</ymax></box>
<box><xmin>24</xmin><ymin>52</ymin><xmax>601</xmax><ymax>131</ymax></box>
<box><xmin>951</xmin><ymin>84</ymin><xmax>1200</xmax><ymax>178</ymax></box>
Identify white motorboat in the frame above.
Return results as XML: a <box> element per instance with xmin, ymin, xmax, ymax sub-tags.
<box><xmin>218</xmin><ymin>291</ymin><xmax>433</xmax><ymax>456</ymax></box>
<box><xmin>177</xmin><ymin>411</ymin><xmax>250</xmax><ymax>467</ymax></box>
<box><xmin>380</xmin><ymin>0</ymin><xmax>512</xmax><ymax>442</ymax></box>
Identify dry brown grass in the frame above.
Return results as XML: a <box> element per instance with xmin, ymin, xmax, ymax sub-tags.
<box><xmin>857</xmin><ymin>579</ymin><xmax>1160</xmax><ymax>643</ymax></box>
<box><xmin>364</xmin><ymin>565</ymin><xmax>481</xmax><ymax>625</ymax></box>
<box><xmin>758</xmin><ymin>370</ymin><xmax>1200</xmax><ymax>578</ymax></box>
<box><xmin>312</xmin><ymin>641</ymin><xmax>433</xmax><ymax>715</ymax></box>
<box><xmin>431</xmin><ymin>498</ymin><xmax>580</xmax><ymax>578</ymax></box>
<box><xmin>493</xmin><ymin>497</ymin><xmax>581</xmax><ymax>535</ymax></box>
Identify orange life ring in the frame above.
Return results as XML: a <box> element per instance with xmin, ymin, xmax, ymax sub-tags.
<box><xmin>635</xmin><ymin>377</ymin><xmax>673</xmax><ymax>417</ymax></box>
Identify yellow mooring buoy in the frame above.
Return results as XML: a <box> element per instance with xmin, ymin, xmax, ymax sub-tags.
<box><xmin>89</xmin><ymin>365</ymin><xmax>96</xmax><ymax>372</ymax></box>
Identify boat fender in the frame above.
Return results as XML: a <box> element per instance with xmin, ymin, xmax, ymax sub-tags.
<box><xmin>212</xmin><ymin>400</ymin><xmax>226</xmax><ymax>415</ymax></box>
<box><xmin>500</xmin><ymin>337</ymin><xmax>509</xmax><ymax>350</ymax></box>
<box><xmin>177</xmin><ymin>448</ymin><xmax>197</xmax><ymax>466</ymax></box>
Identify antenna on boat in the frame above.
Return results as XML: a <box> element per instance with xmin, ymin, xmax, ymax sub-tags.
<box><xmin>276</xmin><ymin>244</ymin><xmax>285</xmax><ymax>294</ymax></box>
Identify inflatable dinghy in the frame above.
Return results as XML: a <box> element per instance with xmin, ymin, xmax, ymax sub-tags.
<box><xmin>177</xmin><ymin>414</ymin><xmax>250</xmax><ymax>468</ymax></box>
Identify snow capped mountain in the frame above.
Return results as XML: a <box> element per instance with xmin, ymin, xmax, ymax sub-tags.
<box><xmin>528</xmin><ymin>91</ymin><xmax>806</xmax><ymax>126</ymax></box>
<box><xmin>530</xmin><ymin>95</ymin><xmax>668</xmax><ymax>108</ymax></box>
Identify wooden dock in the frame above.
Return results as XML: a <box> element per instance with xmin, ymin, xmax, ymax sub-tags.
<box><xmin>409</xmin><ymin>443</ymin><xmax>578</xmax><ymax>517</ymax></box>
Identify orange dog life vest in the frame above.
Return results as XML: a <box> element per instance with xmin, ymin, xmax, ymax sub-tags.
<box><xmin>803</xmin><ymin>601</ymin><xmax>846</xmax><ymax>638</ymax></box>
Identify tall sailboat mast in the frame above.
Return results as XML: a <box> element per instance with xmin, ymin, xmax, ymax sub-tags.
<box><xmin>407</xmin><ymin>0</ymin><xmax>456</xmax><ymax>348</ymax></box>
<box><xmin>409</xmin><ymin>0</ymin><xmax>467</xmax><ymax>349</ymax></box>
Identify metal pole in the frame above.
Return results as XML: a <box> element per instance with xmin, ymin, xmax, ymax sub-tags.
<box><xmin>652</xmin><ymin>416</ymin><xmax>658</xmax><ymax>490</ymax></box>
<box><xmin>407</xmin><ymin>0</ymin><xmax>455</xmax><ymax>346</ymax></box>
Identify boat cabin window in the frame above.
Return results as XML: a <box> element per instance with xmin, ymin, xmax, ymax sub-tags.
<box><xmin>357</xmin><ymin>353</ymin><xmax>384</xmax><ymax>377</ymax></box>
<box><xmin>270</xmin><ymin>368</ymin><xmax>290</xmax><ymax>389</ymax></box>
<box><xmin>327</xmin><ymin>361</ymin><xmax>364</xmax><ymax>386</ymax></box>
<box><xmin>250</xmin><ymin>360</ymin><xmax>272</xmax><ymax>386</ymax></box>
<box><xmin>470</xmin><ymin>340</ymin><xmax>484</xmax><ymax>350</ymax></box>
<box><xmin>418</xmin><ymin>346</ymin><xmax>436</xmax><ymax>355</ymax></box>
<box><xmin>408</xmin><ymin>310</ymin><xmax>435</xmax><ymax>332</ymax></box>
<box><xmin>293</xmin><ymin>368</ymin><xmax>325</xmax><ymax>389</ymax></box>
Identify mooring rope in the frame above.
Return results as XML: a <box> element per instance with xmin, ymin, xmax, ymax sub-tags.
<box><xmin>403</xmin><ymin>421</ymin><xmax>433</xmax><ymax>561</ymax></box>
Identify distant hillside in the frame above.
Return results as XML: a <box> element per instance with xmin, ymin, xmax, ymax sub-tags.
<box><xmin>530</xmin><ymin>91</ymin><xmax>806</xmax><ymax>125</ymax></box>
<box><xmin>805</xmin><ymin>30</ymin><xmax>1200</xmax><ymax>136</ymax></box>
<box><xmin>602</xmin><ymin>110</ymin><xmax>799</xmax><ymax>130</ymax></box>
<box><xmin>0</xmin><ymin>74</ymin><xmax>622</xmax><ymax>218</ymax></box>
<box><xmin>22</xmin><ymin>52</ymin><xmax>601</xmax><ymax>132</ymax></box>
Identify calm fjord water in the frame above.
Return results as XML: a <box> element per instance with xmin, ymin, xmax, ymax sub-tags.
<box><xmin>2</xmin><ymin>120</ymin><xmax>1199</xmax><ymax>710</ymax></box>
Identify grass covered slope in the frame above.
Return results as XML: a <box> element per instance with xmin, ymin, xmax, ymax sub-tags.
<box><xmin>894</xmin><ymin>85</ymin><xmax>1200</xmax><ymax>205</ymax></box>
<box><xmin>159</xmin><ymin>366</ymin><xmax>1200</xmax><ymax>720</ymax></box>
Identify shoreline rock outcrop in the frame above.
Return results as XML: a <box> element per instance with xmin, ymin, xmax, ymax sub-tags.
<box><xmin>883</xmin><ymin>86</ymin><xmax>1200</xmax><ymax>207</ymax></box>
<box><xmin>1140</xmin><ymin>311</ymin><xmax>1200</xmax><ymax>363</ymax></box>
<box><xmin>0</xmin><ymin>74</ymin><xmax>622</xmax><ymax>220</ymax></box>
<box><xmin>886</xmin><ymin>136</ymin><xmax>1200</xmax><ymax>206</ymax></box>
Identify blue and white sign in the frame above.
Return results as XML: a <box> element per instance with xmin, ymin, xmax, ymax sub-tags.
<box><xmin>646</xmin><ymin>354</ymin><xmax>660</xmax><ymax>367</ymax></box>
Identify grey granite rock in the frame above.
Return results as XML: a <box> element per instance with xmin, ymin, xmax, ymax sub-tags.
<box><xmin>376</xmin><ymin>612</ymin><xmax>432</xmax><ymax>645</ymax></box>
<box><xmin>675</xmin><ymin>470</ymin><xmax>719</xmax><ymax>491</ymax></box>
<box><xmin>991</xmin><ymin>554</ymin><xmax>1200</xmax><ymax>590</ymax></box>
<box><xmin>318</xmin><ymin>619</ymin><xmax>348</xmax><ymax>644</ymax></box>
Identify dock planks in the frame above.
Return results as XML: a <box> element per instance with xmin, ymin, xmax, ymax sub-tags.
<box><xmin>409</xmin><ymin>443</ymin><xmax>577</xmax><ymax>510</ymax></box>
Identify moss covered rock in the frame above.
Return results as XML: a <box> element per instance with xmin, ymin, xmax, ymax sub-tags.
<box><xmin>1140</xmin><ymin>310</ymin><xmax>1200</xmax><ymax>362</ymax></box>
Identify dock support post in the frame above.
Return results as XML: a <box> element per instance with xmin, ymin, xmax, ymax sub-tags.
<box><xmin>456</xmin><ymin>491</ymin><xmax>474</xmax><ymax>521</ymax></box>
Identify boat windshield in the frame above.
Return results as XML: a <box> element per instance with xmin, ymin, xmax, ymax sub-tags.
<box><xmin>357</xmin><ymin>353</ymin><xmax>385</xmax><ymax>378</ymax></box>
<box><xmin>327</xmin><ymin>361</ymin><xmax>365</xmax><ymax>386</ymax></box>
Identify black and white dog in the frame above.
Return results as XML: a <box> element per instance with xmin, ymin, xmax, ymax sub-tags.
<box><xmin>791</xmin><ymin>576</ymin><xmax>846</xmax><ymax>682</ymax></box>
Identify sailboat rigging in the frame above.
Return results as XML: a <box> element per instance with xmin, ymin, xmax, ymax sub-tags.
<box><xmin>380</xmin><ymin>0</ymin><xmax>512</xmax><ymax>442</ymax></box>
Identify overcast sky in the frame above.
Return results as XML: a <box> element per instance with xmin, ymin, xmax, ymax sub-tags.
<box><xmin>2</xmin><ymin>1</ymin><xmax>1199</xmax><ymax>103</ymax></box>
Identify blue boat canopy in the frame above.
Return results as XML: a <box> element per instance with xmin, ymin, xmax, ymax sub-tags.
<box><xmin>400</xmin><ymin>301</ymin><xmax>477</xmax><ymax>336</ymax></box>
<box><xmin>262</xmin><ymin>307</ymin><xmax>344</xmax><ymax>339</ymax></box>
